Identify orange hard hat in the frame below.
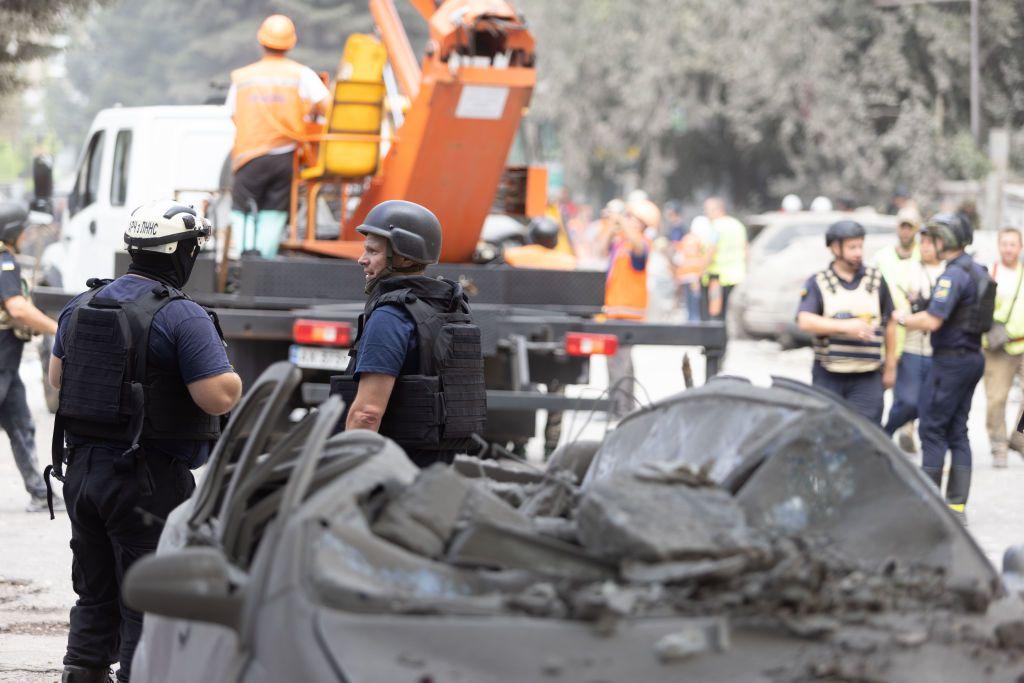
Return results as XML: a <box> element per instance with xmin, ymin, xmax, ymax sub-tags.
<box><xmin>257</xmin><ymin>14</ymin><xmax>297</xmax><ymax>51</ymax></box>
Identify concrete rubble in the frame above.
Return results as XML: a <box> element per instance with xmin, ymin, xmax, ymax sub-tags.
<box><xmin>310</xmin><ymin>379</ymin><xmax>1024</xmax><ymax>680</ymax></box>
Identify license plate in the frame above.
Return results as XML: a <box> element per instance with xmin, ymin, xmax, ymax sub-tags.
<box><xmin>288</xmin><ymin>345</ymin><xmax>349</xmax><ymax>371</ymax></box>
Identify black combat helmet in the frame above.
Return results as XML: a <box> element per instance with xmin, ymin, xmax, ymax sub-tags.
<box><xmin>923</xmin><ymin>213</ymin><xmax>969</xmax><ymax>251</ymax></box>
<box><xmin>0</xmin><ymin>202</ymin><xmax>29</xmax><ymax>246</ymax></box>
<box><xmin>357</xmin><ymin>200</ymin><xmax>442</xmax><ymax>266</ymax></box>
<box><xmin>825</xmin><ymin>219</ymin><xmax>865</xmax><ymax>247</ymax></box>
<box><xmin>527</xmin><ymin>216</ymin><xmax>560</xmax><ymax>250</ymax></box>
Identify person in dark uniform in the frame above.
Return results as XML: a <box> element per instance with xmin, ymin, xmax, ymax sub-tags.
<box><xmin>0</xmin><ymin>202</ymin><xmax>62</xmax><ymax>512</ymax></box>
<box><xmin>48</xmin><ymin>200</ymin><xmax>242</xmax><ymax>683</ymax></box>
<box><xmin>895</xmin><ymin>213</ymin><xmax>993</xmax><ymax>524</ymax></box>
<box><xmin>331</xmin><ymin>200</ymin><xmax>486</xmax><ymax>467</ymax></box>
<box><xmin>797</xmin><ymin>220</ymin><xmax>898</xmax><ymax>423</ymax></box>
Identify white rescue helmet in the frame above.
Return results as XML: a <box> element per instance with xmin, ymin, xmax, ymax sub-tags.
<box><xmin>124</xmin><ymin>200</ymin><xmax>211</xmax><ymax>254</ymax></box>
<box><xmin>810</xmin><ymin>196</ymin><xmax>833</xmax><ymax>212</ymax></box>
<box><xmin>781</xmin><ymin>194</ymin><xmax>803</xmax><ymax>212</ymax></box>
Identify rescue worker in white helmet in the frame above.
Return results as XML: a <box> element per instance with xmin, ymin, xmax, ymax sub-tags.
<box><xmin>330</xmin><ymin>200</ymin><xmax>486</xmax><ymax>466</ymax></box>
<box><xmin>797</xmin><ymin>220</ymin><xmax>898</xmax><ymax>423</ymax></box>
<box><xmin>226</xmin><ymin>14</ymin><xmax>329</xmax><ymax>258</ymax></box>
<box><xmin>0</xmin><ymin>202</ymin><xmax>62</xmax><ymax>512</ymax></box>
<box><xmin>895</xmin><ymin>212</ymin><xmax>994</xmax><ymax>524</ymax></box>
<box><xmin>48</xmin><ymin>200</ymin><xmax>242</xmax><ymax>682</ymax></box>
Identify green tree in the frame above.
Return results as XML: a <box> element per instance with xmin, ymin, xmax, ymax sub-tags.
<box><xmin>522</xmin><ymin>0</ymin><xmax>1024</xmax><ymax>210</ymax></box>
<box><xmin>0</xmin><ymin>0</ymin><xmax>103</xmax><ymax>101</ymax></box>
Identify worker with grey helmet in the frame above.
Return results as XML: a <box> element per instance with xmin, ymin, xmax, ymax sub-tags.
<box><xmin>797</xmin><ymin>219</ymin><xmax>898</xmax><ymax>423</ymax></box>
<box><xmin>330</xmin><ymin>200</ymin><xmax>486</xmax><ymax>467</ymax></box>
<box><xmin>895</xmin><ymin>213</ymin><xmax>994</xmax><ymax>524</ymax></box>
<box><xmin>48</xmin><ymin>200</ymin><xmax>242</xmax><ymax>682</ymax></box>
<box><xmin>0</xmin><ymin>202</ymin><xmax>62</xmax><ymax>512</ymax></box>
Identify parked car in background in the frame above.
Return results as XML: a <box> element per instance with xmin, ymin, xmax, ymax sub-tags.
<box><xmin>732</xmin><ymin>210</ymin><xmax>898</xmax><ymax>345</ymax></box>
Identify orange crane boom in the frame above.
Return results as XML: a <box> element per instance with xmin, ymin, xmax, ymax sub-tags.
<box><xmin>289</xmin><ymin>0</ymin><xmax>538</xmax><ymax>263</ymax></box>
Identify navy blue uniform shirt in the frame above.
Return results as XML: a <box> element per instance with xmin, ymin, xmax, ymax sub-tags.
<box><xmin>354</xmin><ymin>304</ymin><xmax>419</xmax><ymax>378</ymax></box>
<box><xmin>0</xmin><ymin>249</ymin><xmax>25</xmax><ymax>368</ymax></box>
<box><xmin>797</xmin><ymin>264</ymin><xmax>895</xmax><ymax>370</ymax></box>
<box><xmin>53</xmin><ymin>274</ymin><xmax>233</xmax><ymax>468</ymax></box>
<box><xmin>927</xmin><ymin>253</ymin><xmax>985</xmax><ymax>352</ymax></box>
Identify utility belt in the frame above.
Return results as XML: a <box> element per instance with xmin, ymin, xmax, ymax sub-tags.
<box><xmin>61</xmin><ymin>438</ymin><xmax>157</xmax><ymax>498</ymax></box>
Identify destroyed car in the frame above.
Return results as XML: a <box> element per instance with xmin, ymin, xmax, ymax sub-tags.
<box><xmin>125</xmin><ymin>363</ymin><xmax>1024</xmax><ymax>682</ymax></box>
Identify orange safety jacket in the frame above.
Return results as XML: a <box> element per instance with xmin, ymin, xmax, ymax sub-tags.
<box><xmin>503</xmin><ymin>244</ymin><xmax>578</xmax><ymax>271</ymax></box>
<box><xmin>603</xmin><ymin>237</ymin><xmax>649</xmax><ymax>320</ymax></box>
<box><xmin>230</xmin><ymin>56</ymin><xmax>310</xmax><ymax>172</ymax></box>
<box><xmin>674</xmin><ymin>232</ymin><xmax>705</xmax><ymax>283</ymax></box>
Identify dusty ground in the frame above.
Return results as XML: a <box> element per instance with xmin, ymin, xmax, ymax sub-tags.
<box><xmin>1</xmin><ymin>339</ymin><xmax>1022</xmax><ymax>681</ymax></box>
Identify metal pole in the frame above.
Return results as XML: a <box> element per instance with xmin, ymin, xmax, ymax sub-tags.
<box><xmin>970</xmin><ymin>0</ymin><xmax>980</xmax><ymax>143</ymax></box>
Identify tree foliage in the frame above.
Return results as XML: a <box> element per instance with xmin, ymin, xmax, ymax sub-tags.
<box><xmin>0</xmin><ymin>0</ymin><xmax>102</xmax><ymax>101</ymax></box>
<box><xmin>521</xmin><ymin>0</ymin><xmax>1024</xmax><ymax>208</ymax></box>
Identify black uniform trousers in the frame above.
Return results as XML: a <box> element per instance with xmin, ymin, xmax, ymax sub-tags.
<box><xmin>62</xmin><ymin>443</ymin><xmax>195</xmax><ymax>681</ymax></box>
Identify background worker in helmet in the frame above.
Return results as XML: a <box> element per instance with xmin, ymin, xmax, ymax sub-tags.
<box><xmin>226</xmin><ymin>14</ymin><xmax>329</xmax><ymax>258</ymax></box>
<box><xmin>895</xmin><ymin>213</ymin><xmax>993</xmax><ymax>524</ymax></box>
<box><xmin>48</xmin><ymin>200</ymin><xmax>242</xmax><ymax>682</ymax></box>
<box><xmin>700</xmin><ymin>197</ymin><xmax>747</xmax><ymax>321</ymax></box>
<box><xmin>332</xmin><ymin>200</ymin><xmax>486</xmax><ymax>467</ymax></box>
<box><xmin>797</xmin><ymin>220</ymin><xmax>898</xmax><ymax>423</ymax></box>
<box><xmin>503</xmin><ymin>216</ymin><xmax>578</xmax><ymax>271</ymax></box>
<box><xmin>601</xmin><ymin>197</ymin><xmax>659</xmax><ymax>418</ymax></box>
<box><xmin>0</xmin><ymin>203</ymin><xmax>61</xmax><ymax>513</ymax></box>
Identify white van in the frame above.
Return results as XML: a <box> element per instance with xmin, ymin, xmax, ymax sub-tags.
<box><xmin>45</xmin><ymin>105</ymin><xmax>234</xmax><ymax>292</ymax></box>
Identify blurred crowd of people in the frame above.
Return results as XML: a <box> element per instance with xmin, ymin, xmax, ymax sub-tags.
<box><xmin>556</xmin><ymin>190</ymin><xmax>749</xmax><ymax>326</ymax></box>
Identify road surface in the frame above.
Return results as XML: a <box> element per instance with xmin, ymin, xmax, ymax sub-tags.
<box><xmin>1</xmin><ymin>338</ymin><xmax>1022</xmax><ymax>681</ymax></box>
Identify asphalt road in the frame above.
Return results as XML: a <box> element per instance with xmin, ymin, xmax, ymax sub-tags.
<box><xmin>1</xmin><ymin>338</ymin><xmax>1022</xmax><ymax>681</ymax></box>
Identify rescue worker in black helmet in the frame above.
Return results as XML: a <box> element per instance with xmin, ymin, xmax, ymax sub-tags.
<box><xmin>47</xmin><ymin>200</ymin><xmax>242</xmax><ymax>683</ymax></box>
<box><xmin>797</xmin><ymin>219</ymin><xmax>898</xmax><ymax>423</ymax></box>
<box><xmin>895</xmin><ymin>212</ymin><xmax>994</xmax><ymax>524</ymax></box>
<box><xmin>330</xmin><ymin>200</ymin><xmax>486</xmax><ymax>466</ymax></box>
<box><xmin>0</xmin><ymin>202</ymin><xmax>63</xmax><ymax>512</ymax></box>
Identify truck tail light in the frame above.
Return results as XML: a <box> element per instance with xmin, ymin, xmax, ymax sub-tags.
<box><xmin>293</xmin><ymin>319</ymin><xmax>351</xmax><ymax>347</ymax></box>
<box><xmin>565</xmin><ymin>332</ymin><xmax>618</xmax><ymax>357</ymax></box>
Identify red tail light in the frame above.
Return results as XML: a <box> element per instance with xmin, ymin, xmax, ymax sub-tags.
<box><xmin>293</xmin><ymin>319</ymin><xmax>351</xmax><ymax>347</ymax></box>
<box><xmin>565</xmin><ymin>332</ymin><xmax>618</xmax><ymax>356</ymax></box>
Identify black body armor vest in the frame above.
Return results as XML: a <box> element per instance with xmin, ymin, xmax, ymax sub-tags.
<box><xmin>56</xmin><ymin>278</ymin><xmax>222</xmax><ymax>445</ymax></box>
<box><xmin>948</xmin><ymin>258</ymin><xmax>997</xmax><ymax>334</ymax></box>
<box><xmin>330</xmin><ymin>275</ymin><xmax>487</xmax><ymax>464</ymax></box>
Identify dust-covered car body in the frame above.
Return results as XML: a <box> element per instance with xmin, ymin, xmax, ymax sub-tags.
<box><xmin>733</xmin><ymin>210</ymin><xmax>898</xmax><ymax>342</ymax></box>
<box><xmin>126</xmin><ymin>363</ymin><xmax>1024</xmax><ymax>682</ymax></box>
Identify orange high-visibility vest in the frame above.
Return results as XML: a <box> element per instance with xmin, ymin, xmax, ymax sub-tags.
<box><xmin>230</xmin><ymin>56</ymin><xmax>309</xmax><ymax>171</ymax></box>
<box><xmin>504</xmin><ymin>244</ymin><xmax>578</xmax><ymax>271</ymax></box>
<box><xmin>603</xmin><ymin>238</ymin><xmax>648</xmax><ymax>320</ymax></box>
<box><xmin>674</xmin><ymin>232</ymin><xmax>705</xmax><ymax>283</ymax></box>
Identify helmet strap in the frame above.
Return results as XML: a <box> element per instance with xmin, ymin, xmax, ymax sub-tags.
<box><xmin>363</xmin><ymin>241</ymin><xmax>423</xmax><ymax>295</ymax></box>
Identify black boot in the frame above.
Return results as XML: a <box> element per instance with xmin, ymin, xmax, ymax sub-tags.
<box><xmin>61</xmin><ymin>665</ymin><xmax>113</xmax><ymax>683</ymax></box>
<box><xmin>921</xmin><ymin>466</ymin><xmax>943</xmax><ymax>490</ymax></box>
<box><xmin>945</xmin><ymin>466</ymin><xmax>971</xmax><ymax>525</ymax></box>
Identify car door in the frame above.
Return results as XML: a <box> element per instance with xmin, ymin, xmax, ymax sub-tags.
<box><xmin>63</xmin><ymin>128</ymin><xmax>109</xmax><ymax>290</ymax></box>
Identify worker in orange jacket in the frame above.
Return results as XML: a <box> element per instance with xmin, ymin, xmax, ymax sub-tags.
<box><xmin>227</xmin><ymin>14</ymin><xmax>329</xmax><ymax>258</ymax></box>
<box><xmin>603</xmin><ymin>197</ymin><xmax>660</xmax><ymax>418</ymax></box>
